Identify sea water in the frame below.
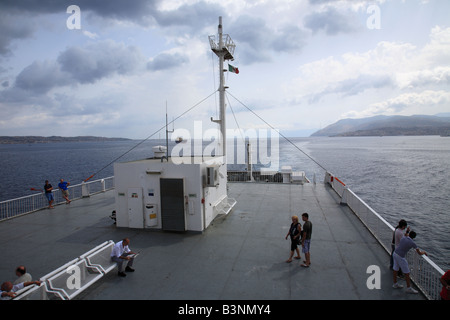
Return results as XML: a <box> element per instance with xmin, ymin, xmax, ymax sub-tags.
<box><xmin>286</xmin><ymin>136</ymin><xmax>450</xmax><ymax>271</ymax></box>
<box><xmin>0</xmin><ymin>136</ymin><xmax>448</xmax><ymax>270</ymax></box>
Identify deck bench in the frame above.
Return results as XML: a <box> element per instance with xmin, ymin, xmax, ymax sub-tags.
<box><xmin>85</xmin><ymin>241</ymin><xmax>117</xmax><ymax>274</ymax></box>
<box><xmin>46</xmin><ymin>259</ymin><xmax>103</xmax><ymax>300</ymax></box>
<box><xmin>13</xmin><ymin>283</ymin><xmax>64</xmax><ymax>300</ymax></box>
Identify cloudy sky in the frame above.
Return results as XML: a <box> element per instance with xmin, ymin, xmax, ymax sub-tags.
<box><xmin>0</xmin><ymin>0</ymin><xmax>449</xmax><ymax>139</ymax></box>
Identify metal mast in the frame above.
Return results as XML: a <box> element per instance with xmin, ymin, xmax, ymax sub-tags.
<box><xmin>209</xmin><ymin>16</ymin><xmax>236</xmax><ymax>160</ymax></box>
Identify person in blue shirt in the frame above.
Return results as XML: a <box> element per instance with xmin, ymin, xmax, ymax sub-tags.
<box><xmin>58</xmin><ymin>178</ymin><xmax>71</xmax><ymax>204</ymax></box>
<box><xmin>392</xmin><ymin>230</ymin><xmax>427</xmax><ymax>294</ymax></box>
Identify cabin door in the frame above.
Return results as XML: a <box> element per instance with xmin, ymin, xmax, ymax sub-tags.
<box><xmin>160</xmin><ymin>178</ymin><xmax>185</xmax><ymax>231</ymax></box>
<box><xmin>127</xmin><ymin>187</ymin><xmax>143</xmax><ymax>228</ymax></box>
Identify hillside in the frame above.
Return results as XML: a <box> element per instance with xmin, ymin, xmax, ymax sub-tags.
<box><xmin>0</xmin><ymin>136</ymin><xmax>131</xmax><ymax>144</ymax></box>
<box><xmin>310</xmin><ymin>115</ymin><xmax>450</xmax><ymax>137</ymax></box>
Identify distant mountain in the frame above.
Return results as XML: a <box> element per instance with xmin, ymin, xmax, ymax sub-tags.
<box><xmin>310</xmin><ymin>115</ymin><xmax>450</xmax><ymax>137</ymax></box>
<box><xmin>0</xmin><ymin>136</ymin><xmax>131</xmax><ymax>144</ymax></box>
<box><xmin>435</xmin><ymin>112</ymin><xmax>450</xmax><ymax>118</ymax></box>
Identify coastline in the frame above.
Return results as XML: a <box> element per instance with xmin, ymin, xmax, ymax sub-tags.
<box><xmin>0</xmin><ymin>136</ymin><xmax>131</xmax><ymax>144</ymax></box>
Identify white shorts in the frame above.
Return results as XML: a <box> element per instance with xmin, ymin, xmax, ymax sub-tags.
<box><xmin>393</xmin><ymin>252</ymin><xmax>410</xmax><ymax>274</ymax></box>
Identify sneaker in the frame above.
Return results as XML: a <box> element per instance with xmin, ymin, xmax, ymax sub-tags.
<box><xmin>125</xmin><ymin>266</ymin><xmax>135</xmax><ymax>272</ymax></box>
<box><xmin>118</xmin><ymin>271</ymin><xmax>126</xmax><ymax>277</ymax></box>
<box><xmin>393</xmin><ymin>282</ymin><xmax>403</xmax><ymax>289</ymax></box>
<box><xmin>406</xmin><ymin>287</ymin><xmax>418</xmax><ymax>294</ymax></box>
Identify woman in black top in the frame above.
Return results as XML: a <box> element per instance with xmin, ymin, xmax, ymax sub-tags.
<box><xmin>285</xmin><ymin>215</ymin><xmax>302</xmax><ymax>262</ymax></box>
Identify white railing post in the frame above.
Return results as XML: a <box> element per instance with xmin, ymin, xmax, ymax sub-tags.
<box><xmin>340</xmin><ymin>186</ymin><xmax>348</xmax><ymax>205</ymax></box>
<box><xmin>81</xmin><ymin>181</ymin><xmax>89</xmax><ymax>198</ymax></box>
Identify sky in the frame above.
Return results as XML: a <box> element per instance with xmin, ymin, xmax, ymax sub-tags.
<box><xmin>0</xmin><ymin>0</ymin><xmax>449</xmax><ymax>139</ymax></box>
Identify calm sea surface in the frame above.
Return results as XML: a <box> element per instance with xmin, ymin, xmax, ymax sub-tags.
<box><xmin>0</xmin><ymin>136</ymin><xmax>448</xmax><ymax>270</ymax></box>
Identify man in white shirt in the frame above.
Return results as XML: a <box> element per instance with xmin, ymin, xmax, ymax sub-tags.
<box><xmin>110</xmin><ymin>238</ymin><xmax>136</xmax><ymax>277</ymax></box>
<box><xmin>13</xmin><ymin>266</ymin><xmax>32</xmax><ymax>285</ymax></box>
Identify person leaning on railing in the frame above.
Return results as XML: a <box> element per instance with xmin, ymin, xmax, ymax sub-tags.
<box><xmin>0</xmin><ymin>280</ymin><xmax>41</xmax><ymax>300</ymax></box>
<box><xmin>392</xmin><ymin>230</ymin><xmax>427</xmax><ymax>294</ymax></box>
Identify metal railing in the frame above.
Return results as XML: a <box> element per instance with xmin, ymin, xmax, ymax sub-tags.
<box><xmin>325</xmin><ymin>171</ymin><xmax>445</xmax><ymax>300</ymax></box>
<box><xmin>208</xmin><ymin>34</ymin><xmax>236</xmax><ymax>56</ymax></box>
<box><xmin>227</xmin><ymin>170</ymin><xmax>283</xmax><ymax>183</ymax></box>
<box><xmin>0</xmin><ymin>177</ymin><xmax>115</xmax><ymax>222</ymax></box>
<box><xmin>227</xmin><ymin>170</ymin><xmax>308</xmax><ymax>184</ymax></box>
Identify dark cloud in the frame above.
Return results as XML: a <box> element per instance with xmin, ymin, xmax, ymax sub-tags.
<box><xmin>153</xmin><ymin>1</ymin><xmax>224</xmax><ymax>29</ymax></box>
<box><xmin>0</xmin><ymin>0</ymin><xmax>159</xmax><ymax>20</ymax></box>
<box><xmin>10</xmin><ymin>41</ymin><xmax>147</xmax><ymax>95</ymax></box>
<box><xmin>15</xmin><ymin>60</ymin><xmax>71</xmax><ymax>94</ymax></box>
<box><xmin>0</xmin><ymin>1</ymin><xmax>157</xmax><ymax>57</ymax></box>
<box><xmin>229</xmin><ymin>15</ymin><xmax>307</xmax><ymax>64</ymax></box>
<box><xmin>272</xmin><ymin>25</ymin><xmax>308</xmax><ymax>53</ymax></box>
<box><xmin>51</xmin><ymin>91</ymin><xmax>124</xmax><ymax>117</ymax></box>
<box><xmin>0</xmin><ymin>13</ymin><xmax>35</xmax><ymax>56</ymax></box>
<box><xmin>228</xmin><ymin>16</ymin><xmax>268</xmax><ymax>53</ymax></box>
<box><xmin>147</xmin><ymin>53</ymin><xmax>189</xmax><ymax>71</ymax></box>
<box><xmin>0</xmin><ymin>0</ymin><xmax>220</xmax><ymax>28</ymax></box>
<box><xmin>0</xmin><ymin>0</ymin><xmax>304</xmax><ymax>66</ymax></box>
<box><xmin>58</xmin><ymin>41</ymin><xmax>146</xmax><ymax>84</ymax></box>
<box><xmin>0</xmin><ymin>0</ymin><xmax>226</xmax><ymax>58</ymax></box>
<box><xmin>304</xmin><ymin>7</ymin><xmax>358</xmax><ymax>35</ymax></box>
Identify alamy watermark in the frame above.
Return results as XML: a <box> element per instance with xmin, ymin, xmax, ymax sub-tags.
<box><xmin>366</xmin><ymin>4</ymin><xmax>381</xmax><ymax>30</ymax></box>
<box><xmin>366</xmin><ymin>265</ymin><xmax>381</xmax><ymax>290</ymax></box>
<box><xmin>66</xmin><ymin>265</ymin><xmax>81</xmax><ymax>290</ymax></box>
<box><xmin>66</xmin><ymin>5</ymin><xmax>81</xmax><ymax>30</ymax></box>
<box><xmin>170</xmin><ymin>121</ymin><xmax>280</xmax><ymax>170</ymax></box>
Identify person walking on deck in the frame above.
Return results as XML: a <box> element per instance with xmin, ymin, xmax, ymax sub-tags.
<box><xmin>285</xmin><ymin>216</ymin><xmax>302</xmax><ymax>263</ymax></box>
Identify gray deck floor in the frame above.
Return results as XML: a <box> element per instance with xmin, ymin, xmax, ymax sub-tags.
<box><xmin>0</xmin><ymin>182</ymin><xmax>424</xmax><ymax>300</ymax></box>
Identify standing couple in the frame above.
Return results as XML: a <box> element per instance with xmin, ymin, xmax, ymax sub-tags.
<box><xmin>285</xmin><ymin>213</ymin><xmax>312</xmax><ymax>267</ymax></box>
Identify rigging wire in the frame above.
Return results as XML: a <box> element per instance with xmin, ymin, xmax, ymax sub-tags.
<box><xmin>226</xmin><ymin>91</ymin><xmax>328</xmax><ymax>173</ymax></box>
<box><xmin>226</xmin><ymin>94</ymin><xmax>246</xmax><ymax>144</ymax></box>
<box><xmin>83</xmin><ymin>90</ymin><xmax>218</xmax><ymax>182</ymax></box>
<box><xmin>227</xmin><ymin>94</ymin><xmax>256</xmax><ymax>174</ymax></box>
<box><xmin>83</xmin><ymin>88</ymin><xmax>328</xmax><ymax>181</ymax></box>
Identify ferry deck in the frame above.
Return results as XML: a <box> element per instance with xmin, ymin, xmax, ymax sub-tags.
<box><xmin>0</xmin><ymin>181</ymin><xmax>425</xmax><ymax>300</ymax></box>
